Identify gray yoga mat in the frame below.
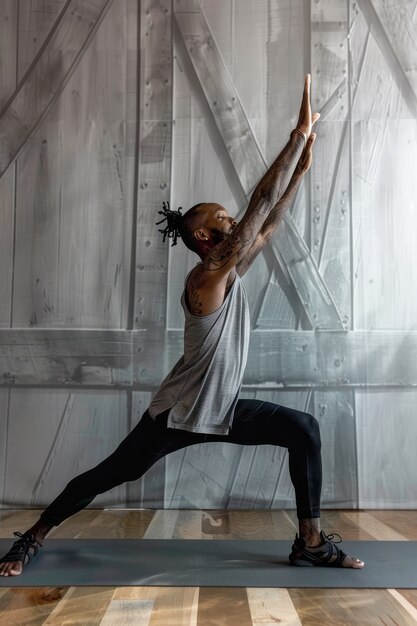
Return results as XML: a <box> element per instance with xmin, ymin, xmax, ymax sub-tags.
<box><xmin>0</xmin><ymin>539</ymin><xmax>416</xmax><ymax>588</ymax></box>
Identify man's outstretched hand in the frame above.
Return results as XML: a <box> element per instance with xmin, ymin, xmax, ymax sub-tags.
<box><xmin>296</xmin><ymin>74</ymin><xmax>320</xmax><ymax>139</ymax></box>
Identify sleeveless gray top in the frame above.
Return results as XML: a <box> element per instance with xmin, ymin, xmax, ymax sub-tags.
<box><xmin>147</xmin><ymin>265</ymin><xmax>251</xmax><ymax>435</ymax></box>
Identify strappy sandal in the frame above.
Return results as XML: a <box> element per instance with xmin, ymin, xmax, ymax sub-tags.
<box><xmin>0</xmin><ymin>531</ymin><xmax>42</xmax><ymax>570</ymax></box>
<box><xmin>289</xmin><ymin>530</ymin><xmax>349</xmax><ymax>567</ymax></box>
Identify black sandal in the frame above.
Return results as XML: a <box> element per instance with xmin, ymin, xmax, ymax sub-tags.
<box><xmin>0</xmin><ymin>531</ymin><xmax>43</xmax><ymax>570</ymax></box>
<box><xmin>289</xmin><ymin>530</ymin><xmax>348</xmax><ymax>567</ymax></box>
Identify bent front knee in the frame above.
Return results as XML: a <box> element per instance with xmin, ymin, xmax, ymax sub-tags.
<box><xmin>301</xmin><ymin>413</ymin><xmax>322</xmax><ymax>449</ymax></box>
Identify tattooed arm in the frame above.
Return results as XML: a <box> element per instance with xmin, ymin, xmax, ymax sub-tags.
<box><xmin>185</xmin><ymin>77</ymin><xmax>319</xmax><ymax>315</ymax></box>
<box><xmin>203</xmin><ymin>74</ymin><xmax>319</xmax><ymax>279</ymax></box>
<box><xmin>235</xmin><ymin>132</ymin><xmax>317</xmax><ymax>277</ymax></box>
<box><xmin>186</xmin><ymin>133</ymin><xmax>304</xmax><ymax>316</ymax></box>
<box><xmin>202</xmin><ymin>130</ymin><xmax>305</xmax><ymax>275</ymax></box>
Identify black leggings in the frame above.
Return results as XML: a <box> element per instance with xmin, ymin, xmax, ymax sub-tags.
<box><xmin>40</xmin><ymin>399</ymin><xmax>322</xmax><ymax>526</ymax></box>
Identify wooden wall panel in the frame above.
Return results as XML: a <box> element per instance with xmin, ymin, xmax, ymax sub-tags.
<box><xmin>359</xmin><ymin>0</ymin><xmax>417</xmax><ymax>112</ymax></box>
<box><xmin>0</xmin><ymin>389</ymin><xmax>9</xmax><ymax>505</ymax></box>
<box><xmin>356</xmin><ymin>391</ymin><xmax>417</xmax><ymax>507</ymax></box>
<box><xmin>1</xmin><ymin>328</ymin><xmax>416</xmax><ymax>387</ymax></box>
<box><xmin>2</xmin><ymin>389</ymin><xmax>129</xmax><ymax>509</ymax></box>
<box><xmin>134</xmin><ymin>0</ymin><xmax>172</xmax><ymax>328</ymax></box>
<box><xmin>1</xmin><ymin>0</ymin><xmax>416</xmax><ymax>513</ymax></box>
<box><xmin>0</xmin><ymin>164</ymin><xmax>15</xmax><ymax>328</ymax></box>
<box><xmin>313</xmin><ymin>390</ymin><xmax>357</xmax><ymax>508</ymax></box>
<box><xmin>1</xmin><ymin>0</ymin><xmax>134</xmax><ymax>328</ymax></box>
<box><xmin>351</xmin><ymin>9</ymin><xmax>417</xmax><ymax>330</ymax></box>
<box><xmin>310</xmin><ymin>1</ymin><xmax>352</xmax><ymax>330</ymax></box>
<box><xmin>201</xmin><ymin>0</ymin><xmax>269</xmax><ymax>159</ymax></box>
<box><xmin>0</xmin><ymin>0</ymin><xmax>19</xmax><ymax>328</ymax></box>
<box><xmin>17</xmin><ymin>1</ymin><xmax>67</xmax><ymax>78</ymax></box>
<box><xmin>0</xmin><ymin>0</ymin><xmax>115</xmax><ymax>176</ymax></box>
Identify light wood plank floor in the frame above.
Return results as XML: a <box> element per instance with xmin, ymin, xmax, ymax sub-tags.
<box><xmin>1</xmin><ymin>509</ymin><xmax>417</xmax><ymax>625</ymax></box>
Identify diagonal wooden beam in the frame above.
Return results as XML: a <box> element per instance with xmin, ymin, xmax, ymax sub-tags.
<box><xmin>173</xmin><ymin>0</ymin><xmax>345</xmax><ymax>330</ymax></box>
<box><xmin>0</xmin><ymin>0</ymin><xmax>115</xmax><ymax>179</ymax></box>
<box><xmin>356</xmin><ymin>0</ymin><xmax>417</xmax><ymax>118</ymax></box>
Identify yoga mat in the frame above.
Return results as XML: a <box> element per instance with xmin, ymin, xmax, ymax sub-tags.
<box><xmin>0</xmin><ymin>539</ymin><xmax>416</xmax><ymax>588</ymax></box>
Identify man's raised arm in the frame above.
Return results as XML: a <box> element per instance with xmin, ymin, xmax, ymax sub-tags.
<box><xmin>233</xmin><ymin>132</ymin><xmax>317</xmax><ymax>278</ymax></box>
<box><xmin>203</xmin><ymin>74</ymin><xmax>319</xmax><ymax>277</ymax></box>
<box><xmin>260</xmin><ymin>131</ymin><xmax>317</xmax><ymax>240</ymax></box>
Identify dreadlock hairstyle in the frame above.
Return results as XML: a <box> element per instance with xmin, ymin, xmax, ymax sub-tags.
<box><xmin>156</xmin><ymin>201</ymin><xmax>204</xmax><ymax>252</ymax></box>
<box><xmin>155</xmin><ymin>201</ymin><xmax>183</xmax><ymax>246</ymax></box>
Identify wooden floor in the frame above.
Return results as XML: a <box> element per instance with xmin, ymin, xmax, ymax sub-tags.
<box><xmin>0</xmin><ymin>509</ymin><xmax>417</xmax><ymax>625</ymax></box>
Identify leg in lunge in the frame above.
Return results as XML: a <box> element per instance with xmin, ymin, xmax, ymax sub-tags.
<box><xmin>287</xmin><ymin>416</ymin><xmax>364</xmax><ymax>568</ymax></box>
<box><xmin>225</xmin><ymin>399</ymin><xmax>364</xmax><ymax>568</ymax></box>
<box><xmin>0</xmin><ymin>409</ymin><xmax>204</xmax><ymax>577</ymax></box>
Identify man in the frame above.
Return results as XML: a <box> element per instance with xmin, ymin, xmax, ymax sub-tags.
<box><xmin>0</xmin><ymin>75</ymin><xmax>363</xmax><ymax>576</ymax></box>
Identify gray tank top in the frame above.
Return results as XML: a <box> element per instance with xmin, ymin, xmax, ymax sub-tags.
<box><xmin>147</xmin><ymin>265</ymin><xmax>251</xmax><ymax>435</ymax></box>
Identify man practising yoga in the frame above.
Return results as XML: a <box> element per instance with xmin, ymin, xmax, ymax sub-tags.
<box><xmin>0</xmin><ymin>74</ymin><xmax>364</xmax><ymax>576</ymax></box>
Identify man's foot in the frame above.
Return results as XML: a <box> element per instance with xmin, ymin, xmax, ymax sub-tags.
<box><xmin>0</xmin><ymin>532</ymin><xmax>43</xmax><ymax>577</ymax></box>
<box><xmin>289</xmin><ymin>530</ymin><xmax>365</xmax><ymax>568</ymax></box>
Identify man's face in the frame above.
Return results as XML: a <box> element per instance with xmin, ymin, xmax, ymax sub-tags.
<box><xmin>196</xmin><ymin>203</ymin><xmax>237</xmax><ymax>245</ymax></box>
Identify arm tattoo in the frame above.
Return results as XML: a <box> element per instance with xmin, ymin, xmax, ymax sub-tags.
<box><xmin>205</xmin><ymin>211</ymin><xmax>263</xmax><ymax>270</ymax></box>
<box><xmin>187</xmin><ymin>271</ymin><xmax>236</xmax><ymax>315</ymax></box>
<box><xmin>188</xmin><ymin>286</ymin><xmax>204</xmax><ymax>315</ymax></box>
<box><xmin>206</xmin><ymin>233</ymin><xmax>242</xmax><ymax>266</ymax></box>
<box><xmin>262</xmin><ymin>167</ymin><xmax>303</xmax><ymax>234</ymax></box>
<box><xmin>236</xmin><ymin>168</ymin><xmax>305</xmax><ymax>277</ymax></box>
<box><xmin>252</xmin><ymin>131</ymin><xmax>304</xmax><ymax>207</ymax></box>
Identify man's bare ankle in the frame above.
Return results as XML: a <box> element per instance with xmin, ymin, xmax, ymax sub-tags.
<box><xmin>300</xmin><ymin>530</ymin><xmax>321</xmax><ymax>547</ymax></box>
<box><xmin>298</xmin><ymin>517</ymin><xmax>322</xmax><ymax>547</ymax></box>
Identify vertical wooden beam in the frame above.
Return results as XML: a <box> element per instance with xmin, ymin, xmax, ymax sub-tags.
<box><xmin>310</xmin><ymin>2</ymin><xmax>357</xmax><ymax>507</ymax></box>
<box><xmin>134</xmin><ymin>0</ymin><xmax>172</xmax><ymax>347</ymax></box>
<box><xmin>0</xmin><ymin>388</ymin><xmax>8</xmax><ymax>505</ymax></box>
<box><xmin>134</xmin><ymin>0</ymin><xmax>172</xmax><ymax>506</ymax></box>
<box><xmin>313</xmin><ymin>389</ymin><xmax>357</xmax><ymax>507</ymax></box>
<box><xmin>310</xmin><ymin>0</ymin><xmax>351</xmax><ymax>321</ymax></box>
<box><xmin>0</xmin><ymin>0</ymin><xmax>18</xmax><ymax>330</ymax></box>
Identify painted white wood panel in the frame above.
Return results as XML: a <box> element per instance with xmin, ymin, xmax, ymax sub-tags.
<box><xmin>201</xmin><ymin>0</ymin><xmax>268</xmax><ymax>157</ymax></box>
<box><xmin>1</xmin><ymin>0</ymin><xmax>416</xmax><ymax>512</ymax></box>
<box><xmin>313</xmin><ymin>390</ymin><xmax>357</xmax><ymax>508</ymax></box>
<box><xmin>0</xmin><ymin>389</ymin><xmax>9</xmax><ymax>504</ymax></box>
<box><xmin>368</xmin><ymin>0</ymin><xmax>417</xmax><ymax>105</ymax></box>
<box><xmin>0</xmin><ymin>161</ymin><xmax>15</xmax><ymax>328</ymax></box>
<box><xmin>3</xmin><ymin>389</ymin><xmax>130</xmax><ymax>509</ymax></box>
<box><xmin>0</xmin><ymin>1</ymin><xmax>19</xmax><ymax>327</ymax></box>
<box><xmin>17</xmin><ymin>1</ymin><xmax>67</xmax><ymax>79</ymax></box>
<box><xmin>1</xmin><ymin>328</ymin><xmax>415</xmax><ymax>387</ymax></box>
<box><xmin>356</xmin><ymin>390</ymin><xmax>417</xmax><ymax>507</ymax></box>
<box><xmin>7</xmin><ymin>0</ymin><xmax>134</xmax><ymax>328</ymax></box>
<box><xmin>135</xmin><ymin>0</ymin><xmax>172</xmax><ymax>334</ymax></box>
<box><xmin>352</xmin><ymin>23</ymin><xmax>417</xmax><ymax>329</ymax></box>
